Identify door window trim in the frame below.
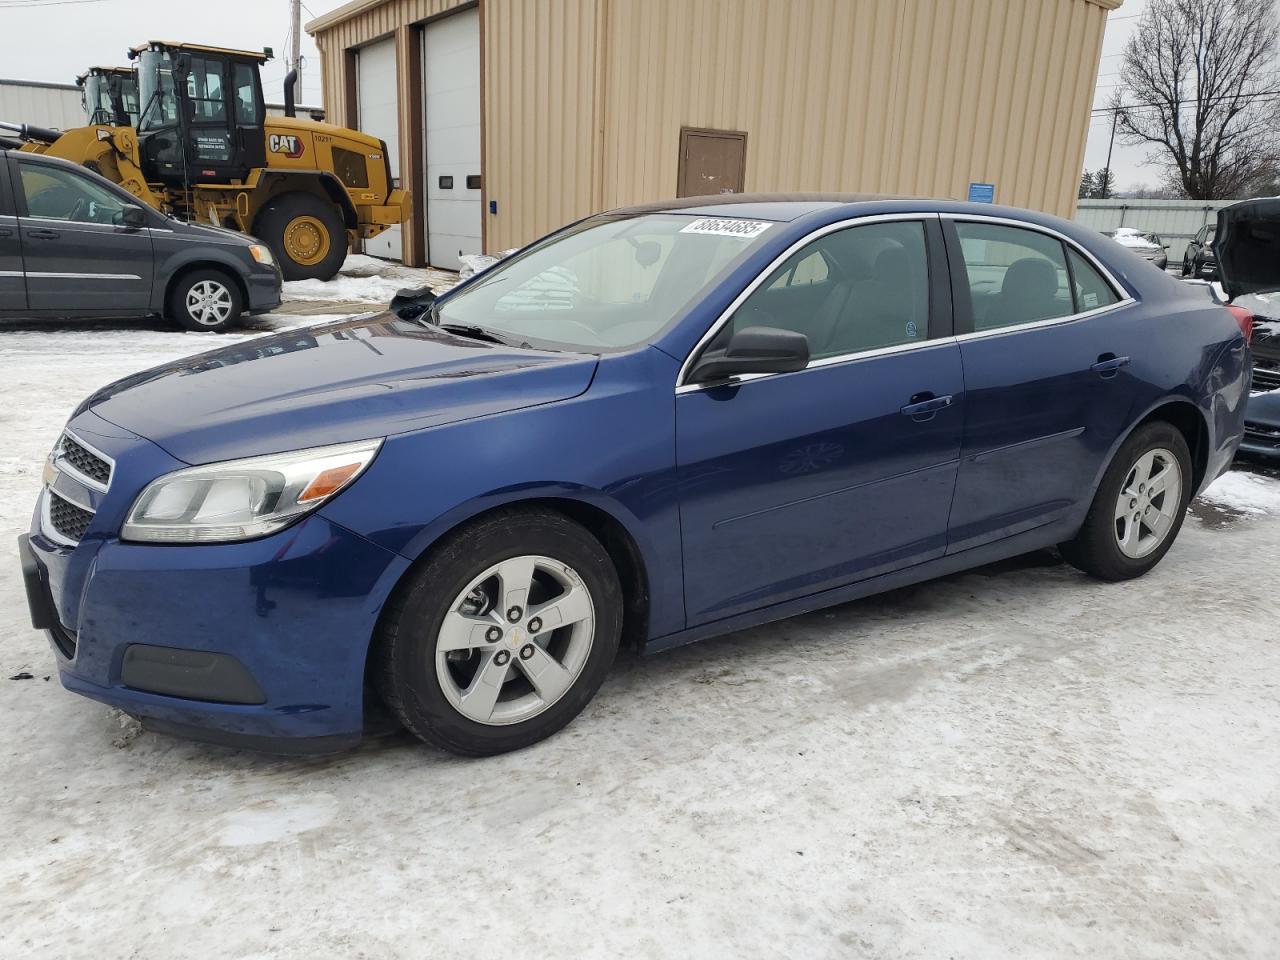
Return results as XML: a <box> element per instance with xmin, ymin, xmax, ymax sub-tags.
<box><xmin>676</xmin><ymin>212</ymin><xmax>950</xmax><ymax>393</ymax></box>
<box><xmin>940</xmin><ymin>213</ymin><xmax>1135</xmax><ymax>343</ymax></box>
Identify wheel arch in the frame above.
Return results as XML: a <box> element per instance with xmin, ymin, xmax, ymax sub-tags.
<box><xmin>252</xmin><ymin>172</ymin><xmax>358</xmax><ymax>231</ymax></box>
<box><xmin>376</xmin><ymin>490</ymin><xmax>655</xmax><ymax>655</ymax></box>
<box><xmin>1115</xmin><ymin>396</ymin><xmax>1212</xmax><ymax>494</ymax></box>
<box><xmin>161</xmin><ymin>259</ymin><xmax>249</xmax><ymax>320</ymax></box>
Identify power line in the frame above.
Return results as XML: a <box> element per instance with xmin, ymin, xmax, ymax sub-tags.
<box><xmin>1091</xmin><ymin>89</ymin><xmax>1280</xmax><ymax>114</ymax></box>
<box><xmin>0</xmin><ymin>0</ymin><xmax>110</xmax><ymax>6</ymax></box>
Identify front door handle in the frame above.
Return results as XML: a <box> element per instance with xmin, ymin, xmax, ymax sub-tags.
<box><xmin>26</xmin><ymin>228</ymin><xmax>60</xmax><ymax>240</ymax></box>
<box><xmin>0</xmin><ymin>227</ymin><xmax>13</xmax><ymax>238</ymax></box>
<box><xmin>901</xmin><ymin>393</ymin><xmax>953</xmax><ymax>421</ymax></box>
<box><xmin>1091</xmin><ymin>354</ymin><xmax>1131</xmax><ymax>379</ymax></box>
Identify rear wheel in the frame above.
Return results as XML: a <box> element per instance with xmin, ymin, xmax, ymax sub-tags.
<box><xmin>255</xmin><ymin>192</ymin><xmax>348</xmax><ymax>281</ymax></box>
<box><xmin>167</xmin><ymin>268</ymin><xmax>244</xmax><ymax>332</ymax></box>
<box><xmin>373</xmin><ymin>509</ymin><xmax>623</xmax><ymax>756</ymax></box>
<box><xmin>1060</xmin><ymin>422</ymin><xmax>1192</xmax><ymax>581</ymax></box>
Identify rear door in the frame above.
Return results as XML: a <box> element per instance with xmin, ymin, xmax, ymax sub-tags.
<box><xmin>14</xmin><ymin>159</ymin><xmax>153</xmax><ymax>314</ymax></box>
<box><xmin>676</xmin><ymin>215</ymin><xmax>963</xmax><ymax>625</ymax></box>
<box><xmin>0</xmin><ymin>157</ymin><xmax>25</xmax><ymax>312</ymax></box>
<box><xmin>943</xmin><ymin>217</ymin><xmax>1142</xmax><ymax>552</ymax></box>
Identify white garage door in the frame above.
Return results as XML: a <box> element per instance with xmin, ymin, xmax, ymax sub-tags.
<box><xmin>357</xmin><ymin>37</ymin><xmax>402</xmax><ymax>261</ymax></box>
<box><xmin>423</xmin><ymin>7</ymin><xmax>482</xmax><ymax>271</ymax></box>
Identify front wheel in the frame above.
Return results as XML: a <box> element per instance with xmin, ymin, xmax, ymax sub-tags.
<box><xmin>1060</xmin><ymin>422</ymin><xmax>1192</xmax><ymax>581</ymax></box>
<box><xmin>167</xmin><ymin>269</ymin><xmax>244</xmax><ymax>332</ymax></box>
<box><xmin>373</xmin><ymin>509</ymin><xmax>623</xmax><ymax>756</ymax></box>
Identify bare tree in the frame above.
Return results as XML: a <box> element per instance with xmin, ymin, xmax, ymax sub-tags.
<box><xmin>1111</xmin><ymin>0</ymin><xmax>1280</xmax><ymax>199</ymax></box>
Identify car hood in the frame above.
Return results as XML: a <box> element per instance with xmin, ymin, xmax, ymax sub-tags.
<box><xmin>1217</xmin><ymin>198</ymin><xmax>1280</xmax><ymax>299</ymax></box>
<box><xmin>84</xmin><ymin>313</ymin><xmax>599</xmax><ymax>464</ymax></box>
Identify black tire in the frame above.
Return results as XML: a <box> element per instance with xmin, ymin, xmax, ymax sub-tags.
<box><xmin>373</xmin><ymin>508</ymin><xmax>623</xmax><ymax>756</ymax></box>
<box><xmin>254</xmin><ymin>192</ymin><xmax>347</xmax><ymax>281</ymax></box>
<box><xmin>1181</xmin><ymin>256</ymin><xmax>1190</xmax><ymax>277</ymax></box>
<box><xmin>1060</xmin><ymin>421</ymin><xmax>1193</xmax><ymax>581</ymax></box>
<box><xmin>166</xmin><ymin>268</ymin><xmax>244</xmax><ymax>332</ymax></box>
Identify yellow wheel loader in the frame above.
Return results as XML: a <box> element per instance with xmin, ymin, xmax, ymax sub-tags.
<box><xmin>2</xmin><ymin>41</ymin><xmax>408</xmax><ymax>281</ymax></box>
<box><xmin>76</xmin><ymin>66</ymin><xmax>139</xmax><ymax>127</ymax></box>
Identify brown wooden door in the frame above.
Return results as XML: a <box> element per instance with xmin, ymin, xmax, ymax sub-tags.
<box><xmin>677</xmin><ymin>127</ymin><xmax>747</xmax><ymax>198</ymax></box>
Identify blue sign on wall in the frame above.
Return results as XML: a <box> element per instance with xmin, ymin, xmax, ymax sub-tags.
<box><xmin>968</xmin><ymin>182</ymin><xmax>996</xmax><ymax>204</ymax></box>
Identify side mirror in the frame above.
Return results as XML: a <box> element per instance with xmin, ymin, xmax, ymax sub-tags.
<box><xmin>688</xmin><ymin>326</ymin><xmax>810</xmax><ymax>384</ymax></box>
<box><xmin>120</xmin><ymin>204</ymin><xmax>147</xmax><ymax>228</ymax></box>
<box><xmin>390</xmin><ymin>285</ymin><xmax>436</xmax><ymax>321</ymax></box>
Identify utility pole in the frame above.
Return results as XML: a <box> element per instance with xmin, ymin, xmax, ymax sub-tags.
<box><xmin>1102</xmin><ymin>106</ymin><xmax>1122</xmax><ymax>200</ymax></box>
<box><xmin>289</xmin><ymin>0</ymin><xmax>303</xmax><ymax>106</ymax></box>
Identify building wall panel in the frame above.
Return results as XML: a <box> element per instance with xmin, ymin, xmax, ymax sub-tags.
<box><xmin>311</xmin><ymin>0</ymin><xmax>1116</xmax><ymax>256</ymax></box>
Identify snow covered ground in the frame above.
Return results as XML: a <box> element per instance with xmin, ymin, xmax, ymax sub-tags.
<box><xmin>281</xmin><ymin>254</ymin><xmax>458</xmax><ymax>304</ymax></box>
<box><xmin>1</xmin><ymin>303</ymin><xmax>1279</xmax><ymax>958</ymax></box>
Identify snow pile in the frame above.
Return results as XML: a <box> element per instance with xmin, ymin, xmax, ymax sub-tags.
<box><xmin>1109</xmin><ymin>228</ymin><xmax>1158</xmax><ymax>249</ymax></box>
<box><xmin>1200</xmin><ymin>470</ymin><xmax>1280</xmax><ymax>515</ymax></box>
<box><xmin>283</xmin><ymin>255</ymin><xmax>458</xmax><ymax>304</ymax></box>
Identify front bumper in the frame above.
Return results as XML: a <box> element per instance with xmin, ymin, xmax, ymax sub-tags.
<box><xmin>1239</xmin><ymin>422</ymin><xmax>1280</xmax><ymax>459</ymax></box>
<box><xmin>245</xmin><ymin>264</ymin><xmax>283</xmax><ymax>315</ymax></box>
<box><xmin>358</xmin><ymin>189</ymin><xmax>411</xmax><ymax>237</ymax></box>
<box><xmin>22</xmin><ymin>416</ymin><xmax>411</xmax><ymax>752</ymax></box>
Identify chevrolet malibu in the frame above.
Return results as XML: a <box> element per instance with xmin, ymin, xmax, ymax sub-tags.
<box><xmin>20</xmin><ymin>195</ymin><xmax>1250</xmax><ymax>756</ymax></box>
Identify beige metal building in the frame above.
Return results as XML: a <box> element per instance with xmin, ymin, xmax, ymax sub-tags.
<box><xmin>308</xmin><ymin>0</ymin><xmax>1121</xmax><ymax>269</ymax></box>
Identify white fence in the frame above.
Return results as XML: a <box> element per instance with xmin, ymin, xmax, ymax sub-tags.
<box><xmin>1075</xmin><ymin>199</ymin><xmax>1232</xmax><ymax>257</ymax></box>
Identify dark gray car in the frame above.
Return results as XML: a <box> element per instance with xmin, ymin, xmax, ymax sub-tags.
<box><xmin>0</xmin><ymin>149</ymin><xmax>280</xmax><ymax>331</ymax></box>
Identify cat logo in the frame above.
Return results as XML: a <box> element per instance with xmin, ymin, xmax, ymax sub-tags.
<box><xmin>269</xmin><ymin>134</ymin><xmax>305</xmax><ymax>159</ymax></box>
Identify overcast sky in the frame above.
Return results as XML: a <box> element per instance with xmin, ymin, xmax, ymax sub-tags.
<box><xmin>3</xmin><ymin>0</ymin><xmax>1161</xmax><ymax>189</ymax></box>
<box><xmin>0</xmin><ymin>0</ymin><xmax>336</xmax><ymax>107</ymax></box>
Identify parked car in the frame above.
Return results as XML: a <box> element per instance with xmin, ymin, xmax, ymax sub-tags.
<box><xmin>1182</xmin><ymin>224</ymin><xmax>1218</xmax><ymax>279</ymax></box>
<box><xmin>1104</xmin><ymin>227</ymin><xmax>1168</xmax><ymax>270</ymax></box>
<box><xmin>0</xmin><ymin>149</ymin><xmax>281</xmax><ymax>331</ymax></box>
<box><xmin>20</xmin><ymin>195</ymin><xmax>1249</xmax><ymax>756</ymax></box>
<box><xmin>1215</xmin><ymin>196</ymin><xmax>1280</xmax><ymax>459</ymax></box>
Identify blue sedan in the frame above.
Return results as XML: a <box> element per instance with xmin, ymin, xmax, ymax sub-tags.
<box><xmin>20</xmin><ymin>195</ymin><xmax>1250</xmax><ymax>756</ymax></box>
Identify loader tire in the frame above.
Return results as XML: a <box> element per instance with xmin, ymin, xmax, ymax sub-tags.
<box><xmin>256</xmin><ymin>193</ymin><xmax>347</xmax><ymax>282</ymax></box>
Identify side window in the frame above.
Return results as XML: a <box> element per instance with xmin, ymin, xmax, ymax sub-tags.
<box><xmin>712</xmin><ymin>220</ymin><xmax>930</xmax><ymax>360</ymax></box>
<box><xmin>954</xmin><ymin>222</ymin><xmax>1072</xmax><ymax>332</ymax></box>
<box><xmin>233</xmin><ymin>63</ymin><xmax>261</xmax><ymax>125</ymax></box>
<box><xmin>767</xmin><ymin>250</ymin><xmax>829</xmax><ymax>289</ymax></box>
<box><xmin>19</xmin><ymin>164</ymin><xmax>125</xmax><ymax>225</ymax></box>
<box><xmin>1067</xmin><ymin>248</ymin><xmax>1120</xmax><ymax>312</ymax></box>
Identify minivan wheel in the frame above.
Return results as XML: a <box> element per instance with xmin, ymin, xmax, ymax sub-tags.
<box><xmin>1060</xmin><ymin>421</ymin><xmax>1192</xmax><ymax>581</ymax></box>
<box><xmin>373</xmin><ymin>509</ymin><xmax>623</xmax><ymax>756</ymax></box>
<box><xmin>168</xmin><ymin>269</ymin><xmax>244</xmax><ymax>332</ymax></box>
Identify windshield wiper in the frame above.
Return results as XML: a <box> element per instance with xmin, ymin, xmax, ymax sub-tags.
<box><xmin>438</xmin><ymin>322</ymin><xmax>514</xmax><ymax>345</ymax></box>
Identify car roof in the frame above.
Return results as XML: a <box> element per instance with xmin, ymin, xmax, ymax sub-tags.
<box><xmin>608</xmin><ymin>192</ymin><xmax>905</xmax><ymax>222</ymax></box>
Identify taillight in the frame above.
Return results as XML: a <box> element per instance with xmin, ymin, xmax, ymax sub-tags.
<box><xmin>1227</xmin><ymin>304</ymin><xmax>1253</xmax><ymax>344</ymax></box>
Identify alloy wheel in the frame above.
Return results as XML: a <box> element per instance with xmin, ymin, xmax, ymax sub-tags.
<box><xmin>434</xmin><ymin>554</ymin><xmax>595</xmax><ymax>725</ymax></box>
<box><xmin>185</xmin><ymin>280</ymin><xmax>234</xmax><ymax>327</ymax></box>
<box><xmin>1113</xmin><ymin>447</ymin><xmax>1183</xmax><ymax>559</ymax></box>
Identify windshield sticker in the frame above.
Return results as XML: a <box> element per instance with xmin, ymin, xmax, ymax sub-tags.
<box><xmin>679</xmin><ymin>217</ymin><xmax>773</xmax><ymax>240</ymax></box>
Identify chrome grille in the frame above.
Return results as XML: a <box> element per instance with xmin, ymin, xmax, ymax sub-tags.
<box><xmin>60</xmin><ymin>434</ymin><xmax>112</xmax><ymax>486</ymax></box>
<box><xmin>47</xmin><ymin>492</ymin><xmax>94</xmax><ymax>542</ymax></box>
<box><xmin>1252</xmin><ymin>365</ymin><xmax>1280</xmax><ymax>393</ymax></box>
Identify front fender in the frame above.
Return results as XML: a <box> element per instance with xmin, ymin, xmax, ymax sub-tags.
<box><xmin>317</xmin><ymin>347</ymin><xmax>687</xmax><ymax>639</ymax></box>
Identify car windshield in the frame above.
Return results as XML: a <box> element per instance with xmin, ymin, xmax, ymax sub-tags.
<box><xmin>436</xmin><ymin>213</ymin><xmax>774</xmax><ymax>350</ymax></box>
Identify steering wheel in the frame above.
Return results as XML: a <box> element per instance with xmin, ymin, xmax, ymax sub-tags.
<box><xmin>68</xmin><ymin>198</ymin><xmax>89</xmax><ymax>222</ymax></box>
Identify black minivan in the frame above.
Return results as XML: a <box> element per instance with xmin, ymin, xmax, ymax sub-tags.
<box><xmin>0</xmin><ymin>150</ymin><xmax>281</xmax><ymax>331</ymax></box>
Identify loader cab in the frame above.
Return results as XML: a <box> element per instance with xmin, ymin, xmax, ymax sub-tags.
<box><xmin>131</xmin><ymin>41</ymin><xmax>267</xmax><ymax>186</ymax></box>
<box><xmin>77</xmin><ymin>67</ymin><xmax>138</xmax><ymax>127</ymax></box>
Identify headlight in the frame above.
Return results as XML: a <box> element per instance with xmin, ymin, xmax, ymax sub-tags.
<box><xmin>248</xmin><ymin>244</ymin><xmax>274</xmax><ymax>266</ymax></box>
<box><xmin>122</xmin><ymin>439</ymin><xmax>382</xmax><ymax>544</ymax></box>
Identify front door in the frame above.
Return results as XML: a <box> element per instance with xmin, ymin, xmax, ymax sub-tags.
<box><xmin>678</xmin><ymin>127</ymin><xmax>746</xmax><ymax>198</ymax></box>
<box><xmin>943</xmin><ymin>218</ymin><xmax>1141</xmax><ymax>552</ymax></box>
<box><xmin>676</xmin><ymin>216</ymin><xmax>963</xmax><ymax>626</ymax></box>
<box><xmin>14</xmin><ymin>159</ymin><xmax>153</xmax><ymax>313</ymax></box>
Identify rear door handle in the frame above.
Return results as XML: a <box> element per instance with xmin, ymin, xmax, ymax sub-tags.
<box><xmin>26</xmin><ymin>228</ymin><xmax>60</xmax><ymax>240</ymax></box>
<box><xmin>901</xmin><ymin>393</ymin><xmax>954</xmax><ymax>420</ymax></box>
<box><xmin>1091</xmin><ymin>354</ymin><xmax>1131</xmax><ymax>378</ymax></box>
